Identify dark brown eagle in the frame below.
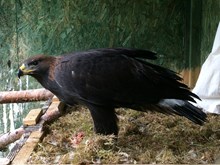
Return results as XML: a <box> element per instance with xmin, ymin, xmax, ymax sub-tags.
<box><xmin>18</xmin><ymin>48</ymin><xmax>206</xmax><ymax>135</ymax></box>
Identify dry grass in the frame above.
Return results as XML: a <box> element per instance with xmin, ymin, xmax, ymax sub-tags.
<box><xmin>28</xmin><ymin>106</ymin><xmax>220</xmax><ymax>164</ymax></box>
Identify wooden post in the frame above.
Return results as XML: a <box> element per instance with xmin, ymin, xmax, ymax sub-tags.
<box><xmin>183</xmin><ymin>0</ymin><xmax>202</xmax><ymax>88</ymax></box>
<box><xmin>11</xmin><ymin>96</ymin><xmax>66</xmax><ymax>164</ymax></box>
<box><xmin>11</xmin><ymin>130</ymin><xmax>44</xmax><ymax>165</ymax></box>
<box><xmin>23</xmin><ymin>109</ymin><xmax>43</xmax><ymax>126</ymax></box>
<box><xmin>180</xmin><ymin>67</ymin><xmax>201</xmax><ymax>88</ymax></box>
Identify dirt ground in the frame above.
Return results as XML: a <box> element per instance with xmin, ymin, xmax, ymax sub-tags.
<box><xmin>28</xmin><ymin>105</ymin><xmax>220</xmax><ymax>164</ymax></box>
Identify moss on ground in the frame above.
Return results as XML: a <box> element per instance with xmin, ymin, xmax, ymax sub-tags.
<box><xmin>28</xmin><ymin>105</ymin><xmax>220</xmax><ymax>164</ymax></box>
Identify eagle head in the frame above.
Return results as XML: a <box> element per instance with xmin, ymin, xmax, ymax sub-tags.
<box><xmin>18</xmin><ymin>55</ymin><xmax>54</xmax><ymax>79</ymax></box>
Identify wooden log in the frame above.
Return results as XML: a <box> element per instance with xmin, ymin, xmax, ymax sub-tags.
<box><xmin>40</xmin><ymin>101</ymin><xmax>66</xmax><ymax>122</ymax></box>
<box><xmin>0</xmin><ymin>128</ymin><xmax>24</xmax><ymax>149</ymax></box>
<box><xmin>40</xmin><ymin>108</ymin><xmax>62</xmax><ymax>122</ymax></box>
<box><xmin>0</xmin><ymin>88</ymin><xmax>54</xmax><ymax>104</ymax></box>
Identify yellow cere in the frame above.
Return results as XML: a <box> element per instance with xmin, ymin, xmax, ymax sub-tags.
<box><xmin>19</xmin><ymin>64</ymin><xmax>26</xmax><ymax>70</ymax></box>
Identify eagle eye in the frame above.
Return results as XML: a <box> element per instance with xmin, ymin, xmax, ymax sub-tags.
<box><xmin>31</xmin><ymin>61</ymin><xmax>39</xmax><ymax>65</ymax></box>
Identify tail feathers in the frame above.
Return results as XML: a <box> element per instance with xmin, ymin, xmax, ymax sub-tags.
<box><xmin>157</xmin><ymin>99</ymin><xmax>207</xmax><ymax>125</ymax></box>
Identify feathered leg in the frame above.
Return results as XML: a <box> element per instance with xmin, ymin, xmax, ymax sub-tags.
<box><xmin>86</xmin><ymin>104</ymin><xmax>119</xmax><ymax>135</ymax></box>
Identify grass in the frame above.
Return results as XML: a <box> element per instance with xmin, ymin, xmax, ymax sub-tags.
<box><xmin>28</xmin><ymin>105</ymin><xmax>220</xmax><ymax>164</ymax></box>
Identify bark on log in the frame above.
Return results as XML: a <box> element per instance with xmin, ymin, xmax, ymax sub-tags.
<box><xmin>0</xmin><ymin>89</ymin><xmax>54</xmax><ymax>104</ymax></box>
<box><xmin>0</xmin><ymin>128</ymin><xmax>24</xmax><ymax>149</ymax></box>
<box><xmin>41</xmin><ymin>109</ymin><xmax>62</xmax><ymax>122</ymax></box>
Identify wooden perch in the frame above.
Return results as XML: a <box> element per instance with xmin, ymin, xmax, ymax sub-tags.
<box><xmin>0</xmin><ymin>128</ymin><xmax>24</xmax><ymax>149</ymax></box>
<box><xmin>40</xmin><ymin>101</ymin><xmax>66</xmax><ymax>123</ymax></box>
<box><xmin>0</xmin><ymin>88</ymin><xmax>54</xmax><ymax>104</ymax></box>
<box><xmin>41</xmin><ymin>109</ymin><xmax>62</xmax><ymax>122</ymax></box>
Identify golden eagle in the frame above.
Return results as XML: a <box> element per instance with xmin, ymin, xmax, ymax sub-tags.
<box><xmin>18</xmin><ymin>48</ymin><xmax>206</xmax><ymax>135</ymax></box>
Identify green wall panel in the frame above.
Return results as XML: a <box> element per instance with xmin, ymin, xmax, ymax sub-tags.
<box><xmin>0</xmin><ymin>0</ymin><xmax>190</xmax><ymax>70</ymax></box>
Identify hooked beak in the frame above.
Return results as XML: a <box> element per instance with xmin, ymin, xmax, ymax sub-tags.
<box><xmin>18</xmin><ymin>69</ymin><xmax>23</xmax><ymax>79</ymax></box>
<box><xmin>18</xmin><ymin>64</ymin><xmax>34</xmax><ymax>79</ymax></box>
